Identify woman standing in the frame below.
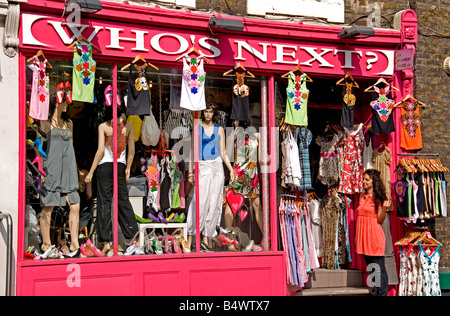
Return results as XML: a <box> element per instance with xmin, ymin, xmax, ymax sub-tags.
<box><xmin>356</xmin><ymin>169</ymin><xmax>391</xmax><ymax>296</ymax></box>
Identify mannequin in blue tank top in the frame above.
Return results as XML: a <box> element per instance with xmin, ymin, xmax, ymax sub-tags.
<box><xmin>186</xmin><ymin>103</ymin><xmax>234</xmax><ymax>251</ymax></box>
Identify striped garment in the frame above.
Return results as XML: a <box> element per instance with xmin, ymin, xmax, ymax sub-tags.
<box><xmin>297</xmin><ymin>127</ymin><xmax>313</xmax><ymax>190</ymax></box>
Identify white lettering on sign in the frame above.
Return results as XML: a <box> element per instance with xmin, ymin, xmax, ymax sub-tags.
<box><xmin>234</xmin><ymin>41</ymin><xmax>271</xmax><ymax>62</ymax></box>
<box><xmin>21</xmin><ymin>13</ymin><xmax>395</xmax><ymax>76</ymax></box>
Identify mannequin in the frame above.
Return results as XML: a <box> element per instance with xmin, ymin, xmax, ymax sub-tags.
<box><xmin>186</xmin><ymin>103</ymin><xmax>234</xmax><ymax>251</ymax></box>
<box><xmin>39</xmin><ymin>95</ymin><xmax>80</xmax><ymax>256</ymax></box>
<box><xmin>85</xmin><ymin>105</ymin><xmax>139</xmax><ymax>255</ymax></box>
<box><xmin>225</xmin><ymin>120</ymin><xmax>262</xmax><ymax>234</ymax></box>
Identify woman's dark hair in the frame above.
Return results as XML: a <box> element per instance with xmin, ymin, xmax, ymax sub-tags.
<box><xmin>364</xmin><ymin>169</ymin><xmax>387</xmax><ymax>211</ymax></box>
<box><xmin>201</xmin><ymin>103</ymin><xmax>219</xmax><ymax>123</ymax></box>
<box><xmin>48</xmin><ymin>94</ymin><xmax>70</xmax><ymax>122</ymax></box>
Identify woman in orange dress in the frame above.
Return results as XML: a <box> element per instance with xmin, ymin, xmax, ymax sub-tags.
<box><xmin>356</xmin><ymin>169</ymin><xmax>391</xmax><ymax>296</ymax></box>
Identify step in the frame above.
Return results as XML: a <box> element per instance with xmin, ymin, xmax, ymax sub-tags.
<box><xmin>304</xmin><ymin>269</ymin><xmax>364</xmax><ymax>289</ymax></box>
<box><xmin>298</xmin><ymin>286</ymin><xmax>371</xmax><ymax>296</ymax></box>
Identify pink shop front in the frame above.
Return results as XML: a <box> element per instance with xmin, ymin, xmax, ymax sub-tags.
<box><xmin>16</xmin><ymin>0</ymin><xmax>421</xmax><ymax>296</ymax></box>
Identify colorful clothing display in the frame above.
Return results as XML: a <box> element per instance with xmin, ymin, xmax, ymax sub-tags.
<box><xmin>72</xmin><ymin>42</ymin><xmax>96</xmax><ymax>103</ymax></box>
<box><xmin>370</xmin><ymin>85</ymin><xmax>395</xmax><ymax>134</ymax></box>
<box><xmin>29</xmin><ymin>56</ymin><xmax>50</xmax><ymax>121</ymax></box>
<box><xmin>338</xmin><ymin>124</ymin><xmax>364</xmax><ymax>194</ymax></box>
<box><xmin>400</xmin><ymin>100</ymin><xmax>423</xmax><ymax>150</ymax></box>
<box><xmin>285</xmin><ymin>72</ymin><xmax>309</xmax><ymax>126</ymax></box>
<box><xmin>180</xmin><ymin>56</ymin><xmax>206</xmax><ymax>111</ymax></box>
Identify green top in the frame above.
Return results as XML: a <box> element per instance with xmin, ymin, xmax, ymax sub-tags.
<box><xmin>285</xmin><ymin>72</ymin><xmax>309</xmax><ymax>126</ymax></box>
<box><xmin>72</xmin><ymin>42</ymin><xmax>96</xmax><ymax>103</ymax></box>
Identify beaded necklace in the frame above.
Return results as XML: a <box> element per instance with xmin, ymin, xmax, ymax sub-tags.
<box><xmin>52</xmin><ymin>118</ymin><xmax>71</xmax><ymax>141</ymax></box>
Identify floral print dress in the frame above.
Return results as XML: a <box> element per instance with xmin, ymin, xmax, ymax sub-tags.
<box><xmin>338</xmin><ymin>124</ymin><xmax>364</xmax><ymax>194</ymax></box>
<box><xmin>229</xmin><ymin>132</ymin><xmax>260</xmax><ymax>198</ymax></box>
<box><xmin>73</xmin><ymin>42</ymin><xmax>96</xmax><ymax>103</ymax></box>
<box><xmin>315</xmin><ymin>133</ymin><xmax>342</xmax><ymax>186</ymax></box>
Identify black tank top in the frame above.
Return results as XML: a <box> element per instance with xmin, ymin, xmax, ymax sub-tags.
<box><xmin>126</xmin><ymin>64</ymin><xmax>151</xmax><ymax>116</ymax></box>
<box><xmin>370</xmin><ymin>85</ymin><xmax>395</xmax><ymax>134</ymax></box>
<box><xmin>230</xmin><ymin>77</ymin><xmax>251</xmax><ymax>122</ymax></box>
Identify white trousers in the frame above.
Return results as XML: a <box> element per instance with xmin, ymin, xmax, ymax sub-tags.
<box><xmin>187</xmin><ymin>157</ymin><xmax>224</xmax><ymax>237</ymax></box>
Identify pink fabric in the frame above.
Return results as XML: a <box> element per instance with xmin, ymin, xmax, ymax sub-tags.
<box><xmin>304</xmin><ymin>208</ymin><xmax>320</xmax><ymax>270</ymax></box>
<box><xmin>29</xmin><ymin>56</ymin><xmax>49</xmax><ymax>121</ymax></box>
<box><xmin>294</xmin><ymin>204</ymin><xmax>307</xmax><ymax>283</ymax></box>
<box><xmin>279</xmin><ymin>201</ymin><xmax>291</xmax><ymax>285</ymax></box>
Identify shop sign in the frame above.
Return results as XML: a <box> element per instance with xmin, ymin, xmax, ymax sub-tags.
<box><xmin>395</xmin><ymin>48</ymin><xmax>414</xmax><ymax>71</ymax></box>
<box><xmin>21</xmin><ymin>13</ymin><xmax>395</xmax><ymax>76</ymax></box>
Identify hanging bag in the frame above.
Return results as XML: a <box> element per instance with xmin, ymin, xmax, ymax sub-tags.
<box><xmin>140</xmin><ymin>88</ymin><xmax>160</xmax><ymax>146</ymax></box>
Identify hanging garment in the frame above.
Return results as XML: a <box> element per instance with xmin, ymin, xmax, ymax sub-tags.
<box><xmin>230</xmin><ymin>73</ymin><xmax>251</xmax><ymax>122</ymax></box>
<box><xmin>338</xmin><ymin>124</ymin><xmax>364</xmax><ymax>194</ymax></box>
<box><xmin>180</xmin><ymin>56</ymin><xmax>206</xmax><ymax>111</ymax></box>
<box><xmin>72</xmin><ymin>42</ymin><xmax>96</xmax><ymax>103</ymax></box>
<box><xmin>163</xmin><ymin>109</ymin><xmax>192</xmax><ymax>139</ymax></box>
<box><xmin>228</xmin><ymin>130</ymin><xmax>260</xmax><ymax>198</ymax></box>
<box><xmin>408</xmin><ymin>249</ymin><xmax>423</xmax><ymax>296</ymax></box>
<box><xmin>293</xmin><ymin>203</ymin><xmax>308</xmax><ymax>284</ymax></box>
<box><xmin>145</xmin><ymin>154</ymin><xmax>160</xmax><ymax>212</ymax></box>
<box><xmin>398</xmin><ymin>248</ymin><xmax>409</xmax><ymax>296</ymax></box>
<box><xmin>372</xmin><ymin>144</ymin><xmax>393</xmax><ymax>205</ymax></box>
<box><xmin>127</xmin><ymin>64</ymin><xmax>151</xmax><ymax>116</ymax></box>
<box><xmin>340</xmin><ymin>83</ymin><xmax>356</xmax><ymax>128</ymax></box>
<box><xmin>320</xmin><ymin>194</ymin><xmax>340</xmax><ymax>270</ymax></box>
<box><xmin>303</xmin><ymin>206</ymin><xmax>320</xmax><ymax>270</ymax></box>
<box><xmin>40</xmin><ymin>127</ymin><xmax>80</xmax><ymax>207</ymax></box>
<box><xmin>316</xmin><ymin>133</ymin><xmax>342</xmax><ymax>186</ymax></box>
<box><xmin>356</xmin><ymin>193</ymin><xmax>385</xmax><ymax>257</ymax></box>
<box><xmin>400</xmin><ymin>100</ymin><xmax>423</xmax><ymax>150</ymax></box>
<box><xmin>363</xmin><ymin>138</ymin><xmax>374</xmax><ymax>171</ymax></box>
<box><xmin>29</xmin><ymin>56</ymin><xmax>50</xmax><ymax>121</ymax></box>
<box><xmin>278</xmin><ymin>201</ymin><xmax>292</xmax><ymax>285</ymax></box>
<box><xmin>297</xmin><ymin>127</ymin><xmax>313</xmax><ymax>190</ymax></box>
<box><xmin>170</xmin><ymin>155</ymin><xmax>182</xmax><ymax>209</ymax></box>
<box><xmin>285</xmin><ymin>72</ymin><xmax>309</xmax><ymax>126</ymax></box>
<box><xmin>159</xmin><ymin>157</ymin><xmax>172</xmax><ymax>211</ymax></box>
<box><xmin>370</xmin><ymin>85</ymin><xmax>395</xmax><ymax>134</ymax></box>
<box><xmin>284</xmin><ymin>130</ymin><xmax>302</xmax><ymax>188</ymax></box>
<box><xmin>308</xmin><ymin>199</ymin><xmax>322</xmax><ymax>257</ymax></box>
<box><xmin>418</xmin><ymin>242</ymin><xmax>441</xmax><ymax>296</ymax></box>
<box><xmin>395</xmin><ymin>176</ymin><xmax>409</xmax><ymax>218</ymax></box>
<box><xmin>381</xmin><ymin>212</ymin><xmax>399</xmax><ymax>286</ymax></box>
<box><xmin>439</xmin><ymin>173</ymin><xmax>447</xmax><ymax>217</ymax></box>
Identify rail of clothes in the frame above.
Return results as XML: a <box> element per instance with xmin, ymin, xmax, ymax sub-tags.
<box><xmin>395</xmin><ymin>230</ymin><xmax>442</xmax><ymax>296</ymax></box>
<box><xmin>394</xmin><ymin>158</ymin><xmax>448</xmax><ymax>223</ymax></box>
<box><xmin>278</xmin><ymin>189</ymin><xmax>353</xmax><ymax>287</ymax></box>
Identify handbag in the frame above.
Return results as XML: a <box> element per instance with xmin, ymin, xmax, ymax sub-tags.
<box><xmin>140</xmin><ymin>109</ymin><xmax>160</xmax><ymax>146</ymax></box>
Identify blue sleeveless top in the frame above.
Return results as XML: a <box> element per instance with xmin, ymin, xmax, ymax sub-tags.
<box><xmin>201</xmin><ymin>125</ymin><xmax>220</xmax><ymax>160</ymax></box>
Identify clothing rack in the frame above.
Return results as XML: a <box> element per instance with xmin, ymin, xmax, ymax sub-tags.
<box><xmin>397</xmin><ymin>153</ymin><xmax>439</xmax><ymax>157</ymax></box>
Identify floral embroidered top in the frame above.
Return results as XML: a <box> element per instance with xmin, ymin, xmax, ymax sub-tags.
<box><xmin>285</xmin><ymin>72</ymin><xmax>309</xmax><ymax>126</ymax></box>
<box><xmin>180</xmin><ymin>56</ymin><xmax>206</xmax><ymax>111</ymax></box>
<box><xmin>29</xmin><ymin>56</ymin><xmax>50</xmax><ymax>121</ymax></box>
<box><xmin>370</xmin><ymin>85</ymin><xmax>395</xmax><ymax>134</ymax></box>
<box><xmin>400</xmin><ymin>100</ymin><xmax>423</xmax><ymax>150</ymax></box>
<box><xmin>72</xmin><ymin>42</ymin><xmax>96</xmax><ymax>103</ymax></box>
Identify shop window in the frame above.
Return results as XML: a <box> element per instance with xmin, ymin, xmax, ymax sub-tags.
<box><xmin>24</xmin><ymin>56</ymin><xmax>270</xmax><ymax>260</ymax></box>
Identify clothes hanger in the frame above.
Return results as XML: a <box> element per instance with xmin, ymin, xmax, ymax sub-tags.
<box><xmin>67</xmin><ymin>35</ymin><xmax>102</xmax><ymax>52</ymax></box>
<box><xmin>336</xmin><ymin>72</ymin><xmax>359</xmax><ymax>88</ymax></box>
<box><xmin>223</xmin><ymin>62</ymin><xmax>255</xmax><ymax>78</ymax></box>
<box><xmin>120</xmin><ymin>55</ymin><xmax>159</xmax><ymax>71</ymax></box>
<box><xmin>394</xmin><ymin>94</ymin><xmax>427</xmax><ymax>108</ymax></box>
<box><xmin>27</xmin><ymin>50</ymin><xmax>53</xmax><ymax>69</ymax></box>
<box><xmin>281</xmin><ymin>65</ymin><xmax>313</xmax><ymax>82</ymax></box>
<box><xmin>364</xmin><ymin>77</ymin><xmax>399</xmax><ymax>92</ymax></box>
<box><xmin>175</xmin><ymin>46</ymin><xmax>211</xmax><ymax>63</ymax></box>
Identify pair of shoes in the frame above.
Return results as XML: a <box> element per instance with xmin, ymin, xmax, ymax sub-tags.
<box><xmin>35</xmin><ymin>245</ymin><xmax>58</xmax><ymax>260</ymax></box>
<box><xmin>219</xmin><ymin>234</ymin><xmax>238</xmax><ymax>246</ymax></box>
<box><xmin>200</xmin><ymin>242</ymin><xmax>213</xmax><ymax>253</ymax></box>
<box><xmin>80</xmin><ymin>239</ymin><xmax>104</xmax><ymax>257</ymax></box>
<box><xmin>124</xmin><ymin>242</ymin><xmax>145</xmax><ymax>256</ymax></box>
<box><xmin>56</xmin><ymin>81</ymin><xmax>72</xmax><ymax>104</ymax></box>
<box><xmin>147</xmin><ymin>212</ymin><xmax>168</xmax><ymax>223</ymax></box>
<box><xmin>174</xmin><ymin>213</ymin><xmax>186</xmax><ymax>223</ymax></box>
<box><xmin>104</xmin><ymin>85</ymin><xmax>122</xmax><ymax>107</ymax></box>
<box><xmin>31</xmin><ymin>155</ymin><xmax>46</xmax><ymax>177</ymax></box>
<box><xmin>180</xmin><ymin>236</ymin><xmax>191</xmax><ymax>253</ymax></box>
<box><xmin>149</xmin><ymin>235</ymin><xmax>163</xmax><ymax>254</ymax></box>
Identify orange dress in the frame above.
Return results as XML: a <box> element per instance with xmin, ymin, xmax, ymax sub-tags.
<box><xmin>400</xmin><ymin>100</ymin><xmax>423</xmax><ymax>150</ymax></box>
<box><xmin>356</xmin><ymin>193</ymin><xmax>385</xmax><ymax>256</ymax></box>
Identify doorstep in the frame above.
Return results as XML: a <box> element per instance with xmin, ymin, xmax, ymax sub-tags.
<box><xmin>298</xmin><ymin>286</ymin><xmax>371</xmax><ymax>296</ymax></box>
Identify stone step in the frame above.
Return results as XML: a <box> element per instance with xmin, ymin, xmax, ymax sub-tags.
<box><xmin>298</xmin><ymin>286</ymin><xmax>371</xmax><ymax>296</ymax></box>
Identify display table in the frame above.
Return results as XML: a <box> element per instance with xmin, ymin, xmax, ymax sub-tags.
<box><xmin>138</xmin><ymin>223</ymin><xmax>188</xmax><ymax>248</ymax></box>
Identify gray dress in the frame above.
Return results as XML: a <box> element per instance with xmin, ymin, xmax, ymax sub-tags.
<box><xmin>40</xmin><ymin>127</ymin><xmax>80</xmax><ymax>207</ymax></box>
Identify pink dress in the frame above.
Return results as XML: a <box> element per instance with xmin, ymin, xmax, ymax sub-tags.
<box><xmin>29</xmin><ymin>56</ymin><xmax>50</xmax><ymax>121</ymax></box>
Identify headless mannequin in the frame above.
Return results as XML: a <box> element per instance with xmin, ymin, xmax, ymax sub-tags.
<box><xmin>40</xmin><ymin>101</ymin><xmax>80</xmax><ymax>253</ymax></box>
<box><xmin>187</xmin><ymin>106</ymin><xmax>235</xmax><ymax>250</ymax></box>
<box><xmin>224</xmin><ymin>120</ymin><xmax>263</xmax><ymax>233</ymax></box>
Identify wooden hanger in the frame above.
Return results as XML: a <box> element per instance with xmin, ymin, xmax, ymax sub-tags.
<box><xmin>336</xmin><ymin>72</ymin><xmax>359</xmax><ymax>88</ymax></box>
<box><xmin>120</xmin><ymin>55</ymin><xmax>159</xmax><ymax>71</ymax></box>
<box><xmin>281</xmin><ymin>65</ymin><xmax>313</xmax><ymax>82</ymax></box>
<box><xmin>394</xmin><ymin>94</ymin><xmax>427</xmax><ymax>108</ymax></box>
<box><xmin>67</xmin><ymin>35</ymin><xmax>102</xmax><ymax>53</ymax></box>
<box><xmin>223</xmin><ymin>62</ymin><xmax>255</xmax><ymax>78</ymax></box>
<box><xmin>175</xmin><ymin>46</ymin><xmax>211</xmax><ymax>63</ymax></box>
<box><xmin>26</xmin><ymin>50</ymin><xmax>53</xmax><ymax>69</ymax></box>
<box><xmin>364</xmin><ymin>77</ymin><xmax>399</xmax><ymax>92</ymax></box>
